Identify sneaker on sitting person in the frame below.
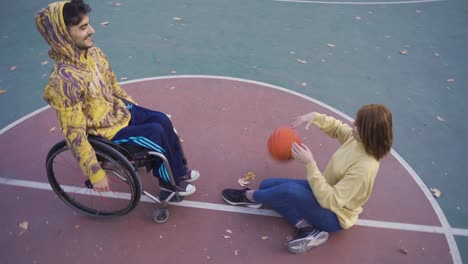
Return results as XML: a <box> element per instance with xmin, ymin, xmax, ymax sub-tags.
<box><xmin>287</xmin><ymin>226</ymin><xmax>329</xmax><ymax>254</ymax></box>
<box><xmin>221</xmin><ymin>188</ymin><xmax>262</xmax><ymax>209</ymax></box>
<box><xmin>159</xmin><ymin>179</ymin><xmax>196</xmax><ymax>196</ymax></box>
<box><xmin>180</xmin><ymin>169</ymin><xmax>200</xmax><ymax>183</ymax></box>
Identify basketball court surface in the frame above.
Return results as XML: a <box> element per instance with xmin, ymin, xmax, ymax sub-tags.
<box><xmin>1</xmin><ymin>0</ymin><xmax>467</xmax><ymax>263</ymax></box>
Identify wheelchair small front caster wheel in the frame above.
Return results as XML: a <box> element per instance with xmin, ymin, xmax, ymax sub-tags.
<box><xmin>153</xmin><ymin>209</ymin><xmax>169</xmax><ymax>223</ymax></box>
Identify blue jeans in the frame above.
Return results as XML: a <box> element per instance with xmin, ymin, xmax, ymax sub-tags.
<box><xmin>253</xmin><ymin>178</ymin><xmax>342</xmax><ymax>232</ymax></box>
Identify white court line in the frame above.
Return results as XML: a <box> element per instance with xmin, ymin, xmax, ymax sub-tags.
<box><xmin>0</xmin><ymin>75</ymin><xmax>462</xmax><ymax>263</ymax></box>
<box><xmin>1</xmin><ymin>176</ymin><xmax>468</xmax><ymax>237</ymax></box>
<box><xmin>273</xmin><ymin>0</ymin><xmax>445</xmax><ymax>5</ymax></box>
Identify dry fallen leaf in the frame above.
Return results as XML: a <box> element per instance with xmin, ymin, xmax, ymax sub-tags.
<box><xmin>327</xmin><ymin>44</ymin><xmax>335</xmax><ymax>47</ymax></box>
<box><xmin>226</xmin><ymin>229</ymin><xmax>232</xmax><ymax>234</ymax></box>
<box><xmin>400</xmin><ymin>50</ymin><xmax>408</xmax><ymax>55</ymax></box>
<box><xmin>0</xmin><ymin>89</ymin><xmax>6</xmax><ymax>95</ymax></box>
<box><xmin>234</xmin><ymin>250</ymin><xmax>239</xmax><ymax>255</ymax></box>
<box><xmin>430</xmin><ymin>188</ymin><xmax>441</xmax><ymax>198</ymax></box>
<box><xmin>433</xmin><ymin>52</ymin><xmax>440</xmax><ymax>57</ymax></box>
<box><xmin>170</xmin><ymin>70</ymin><xmax>177</xmax><ymax>74</ymax></box>
<box><xmin>173</xmin><ymin>17</ymin><xmax>183</xmax><ymax>21</ymax></box>
<box><xmin>290</xmin><ymin>51</ymin><xmax>296</xmax><ymax>54</ymax></box>
<box><xmin>41</xmin><ymin>61</ymin><xmax>49</xmax><ymax>65</ymax></box>
<box><xmin>399</xmin><ymin>247</ymin><xmax>408</xmax><ymax>255</ymax></box>
<box><xmin>222</xmin><ymin>235</ymin><xmax>231</xmax><ymax>239</ymax></box>
<box><xmin>238</xmin><ymin>178</ymin><xmax>249</xmax><ymax>187</ymax></box>
<box><xmin>297</xmin><ymin>59</ymin><xmax>307</xmax><ymax>64</ymax></box>
<box><xmin>447</xmin><ymin>78</ymin><xmax>455</xmax><ymax>82</ymax></box>
<box><xmin>120</xmin><ymin>77</ymin><xmax>128</xmax><ymax>81</ymax></box>
<box><xmin>243</xmin><ymin>171</ymin><xmax>256</xmax><ymax>181</ymax></box>
<box><xmin>261</xmin><ymin>236</ymin><xmax>269</xmax><ymax>240</ymax></box>
<box><xmin>300</xmin><ymin>82</ymin><xmax>307</xmax><ymax>86</ymax></box>
<box><xmin>398</xmin><ymin>240</ymin><xmax>408</xmax><ymax>255</ymax></box>
<box><xmin>49</xmin><ymin>127</ymin><xmax>56</xmax><ymax>132</ymax></box>
<box><xmin>100</xmin><ymin>21</ymin><xmax>110</xmax><ymax>26</ymax></box>
<box><xmin>10</xmin><ymin>66</ymin><xmax>17</xmax><ymax>71</ymax></box>
<box><xmin>19</xmin><ymin>221</ymin><xmax>28</xmax><ymax>235</ymax></box>
<box><xmin>416</xmin><ymin>9</ymin><xmax>422</xmax><ymax>13</ymax></box>
<box><xmin>436</xmin><ymin>116</ymin><xmax>445</xmax><ymax>122</ymax></box>
<box><xmin>355</xmin><ymin>16</ymin><xmax>362</xmax><ymax>20</ymax></box>
<box><xmin>237</xmin><ymin>178</ymin><xmax>250</xmax><ymax>187</ymax></box>
<box><xmin>113</xmin><ymin>2</ymin><xmax>121</xmax><ymax>6</ymax></box>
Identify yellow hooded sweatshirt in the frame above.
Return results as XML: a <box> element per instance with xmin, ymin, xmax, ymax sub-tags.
<box><xmin>306</xmin><ymin>113</ymin><xmax>380</xmax><ymax>229</ymax></box>
<box><xmin>35</xmin><ymin>2</ymin><xmax>134</xmax><ymax>183</ymax></box>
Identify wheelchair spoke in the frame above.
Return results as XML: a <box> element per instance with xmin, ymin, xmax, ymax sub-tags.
<box><xmin>47</xmin><ymin>141</ymin><xmax>140</xmax><ymax>217</ymax></box>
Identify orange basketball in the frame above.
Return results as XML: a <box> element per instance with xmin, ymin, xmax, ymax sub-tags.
<box><xmin>267</xmin><ymin>127</ymin><xmax>301</xmax><ymax>161</ymax></box>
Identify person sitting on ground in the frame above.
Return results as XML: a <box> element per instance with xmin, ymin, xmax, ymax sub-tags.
<box><xmin>222</xmin><ymin>104</ymin><xmax>393</xmax><ymax>253</ymax></box>
<box><xmin>35</xmin><ymin>0</ymin><xmax>199</xmax><ymax>195</ymax></box>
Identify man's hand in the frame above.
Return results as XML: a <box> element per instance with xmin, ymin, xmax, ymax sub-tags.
<box><xmin>291</xmin><ymin>142</ymin><xmax>315</xmax><ymax>165</ymax></box>
<box><xmin>93</xmin><ymin>175</ymin><xmax>110</xmax><ymax>192</ymax></box>
<box><xmin>290</xmin><ymin>112</ymin><xmax>317</xmax><ymax>130</ymax></box>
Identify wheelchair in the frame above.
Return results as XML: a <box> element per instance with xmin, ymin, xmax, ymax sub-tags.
<box><xmin>45</xmin><ymin>134</ymin><xmax>188</xmax><ymax>223</ymax></box>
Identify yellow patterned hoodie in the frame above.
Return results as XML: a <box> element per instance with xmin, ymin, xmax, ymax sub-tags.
<box><xmin>36</xmin><ymin>2</ymin><xmax>134</xmax><ymax>183</ymax></box>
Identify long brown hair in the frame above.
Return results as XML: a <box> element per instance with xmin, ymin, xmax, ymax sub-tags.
<box><xmin>355</xmin><ymin>104</ymin><xmax>393</xmax><ymax>160</ymax></box>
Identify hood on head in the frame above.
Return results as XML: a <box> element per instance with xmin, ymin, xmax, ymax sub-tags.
<box><xmin>35</xmin><ymin>1</ymin><xmax>86</xmax><ymax>65</ymax></box>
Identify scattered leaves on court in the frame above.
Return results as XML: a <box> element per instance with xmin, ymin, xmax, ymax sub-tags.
<box><xmin>296</xmin><ymin>59</ymin><xmax>307</xmax><ymax>64</ymax></box>
<box><xmin>399</xmin><ymin>50</ymin><xmax>408</xmax><ymax>55</ymax></box>
<box><xmin>430</xmin><ymin>188</ymin><xmax>441</xmax><ymax>198</ymax></box>
<box><xmin>238</xmin><ymin>171</ymin><xmax>256</xmax><ymax>187</ymax></box>
<box><xmin>436</xmin><ymin>116</ymin><xmax>445</xmax><ymax>122</ymax></box>
<box><xmin>100</xmin><ymin>21</ymin><xmax>110</xmax><ymax>26</ymax></box>
<box><xmin>10</xmin><ymin>66</ymin><xmax>17</xmax><ymax>71</ymax></box>
<box><xmin>19</xmin><ymin>221</ymin><xmax>28</xmax><ymax>235</ymax></box>
<box><xmin>49</xmin><ymin>127</ymin><xmax>56</xmax><ymax>132</ymax></box>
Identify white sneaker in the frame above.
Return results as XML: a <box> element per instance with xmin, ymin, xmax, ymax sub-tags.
<box><xmin>180</xmin><ymin>169</ymin><xmax>200</xmax><ymax>183</ymax></box>
<box><xmin>287</xmin><ymin>227</ymin><xmax>329</xmax><ymax>254</ymax></box>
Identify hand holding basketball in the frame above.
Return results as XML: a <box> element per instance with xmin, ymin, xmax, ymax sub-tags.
<box><xmin>291</xmin><ymin>142</ymin><xmax>315</xmax><ymax>165</ymax></box>
<box><xmin>267</xmin><ymin>127</ymin><xmax>301</xmax><ymax>161</ymax></box>
<box><xmin>291</xmin><ymin>112</ymin><xmax>317</xmax><ymax>130</ymax></box>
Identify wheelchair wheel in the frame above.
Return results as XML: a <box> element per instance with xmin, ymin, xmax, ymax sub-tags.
<box><xmin>46</xmin><ymin>139</ymin><xmax>142</xmax><ymax>218</ymax></box>
<box><xmin>153</xmin><ymin>208</ymin><xmax>169</xmax><ymax>224</ymax></box>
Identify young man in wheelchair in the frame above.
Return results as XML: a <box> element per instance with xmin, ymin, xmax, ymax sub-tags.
<box><xmin>35</xmin><ymin>0</ymin><xmax>199</xmax><ymax>196</ymax></box>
